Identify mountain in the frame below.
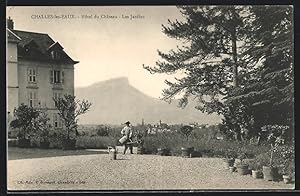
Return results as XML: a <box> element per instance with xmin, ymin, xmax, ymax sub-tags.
<box><xmin>75</xmin><ymin>77</ymin><xmax>221</xmax><ymax>125</ymax></box>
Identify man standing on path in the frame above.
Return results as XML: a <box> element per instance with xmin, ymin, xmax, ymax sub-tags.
<box><xmin>121</xmin><ymin>121</ymin><xmax>133</xmax><ymax>154</ymax></box>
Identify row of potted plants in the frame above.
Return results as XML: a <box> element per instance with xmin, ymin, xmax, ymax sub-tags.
<box><xmin>224</xmin><ymin>152</ymin><xmax>294</xmax><ymax>184</ymax></box>
<box><xmin>222</xmin><ymin>125</ymin><xmax>294</xmax><ymax>184</ymax></box>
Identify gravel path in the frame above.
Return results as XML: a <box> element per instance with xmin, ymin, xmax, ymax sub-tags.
<box><xmin>8</xmin><ymin>153</ymin><xmax>294</xmax><ymax>190</ymax></box>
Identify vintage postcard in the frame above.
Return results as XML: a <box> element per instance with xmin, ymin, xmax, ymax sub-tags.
<box><xmin>6</xmin><ymin>5</ymin><xmax>294</xmax><ymax>191</ymax></box>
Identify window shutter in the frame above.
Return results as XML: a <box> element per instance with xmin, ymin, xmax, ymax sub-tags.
<box><xmin>34</xmin><ymin>91</ymin><xmax>37</xmax><ymax>107</ymax></box>
<box><xmin>27</xmin><ymin>91</ymin><xmax>30</xmax><ymax>106</ymax></box>
<box><xmin>34</xmin><ymin>68</ymin><xmax>37</xmax><ymax>82</ymax></box>
<box><xmin>27</xmin><ymin>68</ymin><xmax>30</xmax><ymax>82</ymax></box>
<box><xmin>61</xmin><ymin>71</ymin><xmax>64</xmax><ymax>84</ymax></box>
<box><xmin>50</xmin><ymin>70</ymin><xmax>53</xmax><ymax>83</ymax></box>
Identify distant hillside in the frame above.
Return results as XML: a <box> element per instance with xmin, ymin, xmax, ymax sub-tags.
<box><xmin>75</xmin><ymin>77</ymin><xmax>221</xmax><ymax>125</ymax></box>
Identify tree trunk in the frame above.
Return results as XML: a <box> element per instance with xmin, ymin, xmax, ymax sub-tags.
<box><xmin>232</xmin><ymin>33</ymin><xmax>238</xmax><ymax>87</ymax></box>
<box><xmin>231</xmin><ymin>7</ymin><xmax>238</xmax><ymax>87</ymax></box>
<box><xmin>270</xmin><ymin>145</ymin><xmax>274</xmax><ymax>166</ymax></box>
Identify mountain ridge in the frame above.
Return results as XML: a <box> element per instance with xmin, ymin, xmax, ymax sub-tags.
<box><xmin>75</xmin><ymin>77</ymin><xmax>221</xmax><ymax>125</ymax></box>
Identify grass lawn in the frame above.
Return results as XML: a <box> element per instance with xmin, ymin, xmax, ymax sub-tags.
<box><xmin>8</xmin><ymin>147</ymin><xmax>106</xmax><ymax>160</ymax></box>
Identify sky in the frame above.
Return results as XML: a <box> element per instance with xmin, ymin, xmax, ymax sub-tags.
<box><xmin>7</xmin><ymin>6</ymin><xmax>186</xmax><ymax>98</ymax></box>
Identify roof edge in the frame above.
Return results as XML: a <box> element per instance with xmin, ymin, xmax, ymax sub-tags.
<box><xmin>7</xmin><ymin>28</ymin><xmax>22</xmax><ymax>41</ymax></box>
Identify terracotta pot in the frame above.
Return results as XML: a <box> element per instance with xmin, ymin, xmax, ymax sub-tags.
<box><xmin>229</xmin><ymin>166</ymin><xmax>236</xmax><ymax>173</ymax></box>
<box><xmin>157</xmin><ymin>148</ymin><xmax>170</xmax><ymax>156</ymax></box>
<box><xmin>262</xmin><ymin>166</ymin><xmax>278</xmax><ymax>181</ymax></box>
<box><xmin>181</xmin><ymin>147</ymin><xmax>188</xmax><ymax>157</ymax></box>
<box><xmin>252</xmin><ymin>170</ymin><xmax>261</xmax><ymax>179</ymax></box>
<box><xmin>223</xmin><ymin>158</ymin><xmax>235</xmax><ymax>169</ymax></box>
<box><xmin>237</xmin><ymin>165</ymin><xmax>249</xmax><ymax>175</ymax></box>
<box><xmin>181</xmin><ymin>147</ymin><xmax>194</xmax><ymax>158</ymax></box>
<box><xmin>282</xmin><ymin>175</ymin><xmax>292</xmax><ymax>184</ymax></box>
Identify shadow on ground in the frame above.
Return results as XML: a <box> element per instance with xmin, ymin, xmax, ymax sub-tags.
<box><xmin>8</xmin><ymin>147</ymin><xmax>106</xmax><ymax>160</ymax></box>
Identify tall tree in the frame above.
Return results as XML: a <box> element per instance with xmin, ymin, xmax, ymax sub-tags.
<box><xmin>144</xmin><ymin>6</ymin><xmax>248</xmax><ymax>116</ymax></box>
<box><xmin>225</xmin><ymin>5</ymin><xmax>294</xmax><ymax>138</ymax></box>
<box><xmin>144</xmin><ymin>5</ymin><xmax>294</xmax><ymax>140</ymax></box>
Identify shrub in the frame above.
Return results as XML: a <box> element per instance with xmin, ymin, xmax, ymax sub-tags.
<box><xmin>76</xmin><ymin>136</ymin><xmax>118</xmax><ymax>149</ymax></box>
<box><xmin>96</xmin><ymin>125</ymin><xmax>110</xmax><ymax>136</ymax></box>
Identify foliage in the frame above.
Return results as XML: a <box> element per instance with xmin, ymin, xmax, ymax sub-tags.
<box><xmin>31</xmin><ymin>111</ymin><xmax>51</xmax><ymax>143</ymax></box>
<box><xmin>276</xmin><ymin>145</ymin><xmax>295</xmax><ymax>175</ymax></box>
<box><xmin>10</xmin><ymin>104</ymin><xmax>40</xmax><ymax>139</ymax></box>
<box><xmin>143</xmin><ymin>5</ymin><xmax>294</xmax><ymax>142</ymax></box>
<box><xmin>247</xmin><ymin>159</ymin><xmax>262</xmax><ymax>171</ymax></box>
<box><xmin>96</xmin><ymin>125</ymin><xmax>111</xmax><ymax>136</ymax></box>
<box><xmin>224</xmin><ymin>6</ymin><xmax>294</xmax><ymax>140</ymax></box>
<box><xmin>10</xmin><ymin>104</ymin><xmax>51</xmax><ymax>144</ymax></box>
<box><xmin>76</xmin><ymin>136</ymin><xmax>118</xmax><ymax>149</ymax></box>
<box><xmin>224</xmin><ymin>150</ymin><xmax>237</xmax><ymax>159</ymax></box>
<box><xmin>237</xmin><ymin>152</ymin><xmax>248</xmax><ymax>165</ymax></box>
<box><xmin>251</xmin><ymin>153</ymin><xmax>269</xmax><ymax>170</ymax></box>
<box><xmin>262</xmin><ymin>125</ymin><xmax>289</xmax><ymax>167</ymax></box>
<box><xmin>179</xmin><ymin>125</ymin><xmax>193</xmax><ymax>141</ymax></box>
<box><xmin>53</xmin><ymin>94</ymin><xmax>92</xmax><ymax>140</ymax></box>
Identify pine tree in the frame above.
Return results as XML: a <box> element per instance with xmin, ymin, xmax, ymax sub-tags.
<box><xmin>225</xmin><ymin>6</ymin><xmax>294</xmax><ymax>138</ymax></box>
<box><xmin>144</xmin><ymin>6</ymin><xmax>249</xmax><ymax>115</ymax></box>
<box><xmin>144</xmin><ymin>5</ymin><xmax>294</xmax><ymax>141</ymax></box>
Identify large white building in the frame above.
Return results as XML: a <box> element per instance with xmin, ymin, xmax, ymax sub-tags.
<box><xmin>6</xmin><ymin>17</ymin><xmax>78</xmax><ymax>129</ymax></box>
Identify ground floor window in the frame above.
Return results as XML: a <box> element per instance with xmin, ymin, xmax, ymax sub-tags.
<box><xmin>53</xmin><ymin>113</ymin><xmax>63</xmax><ymax>128</ymax></box>
<box><xmin>53</xmin><ymin>91</ymin><xmax>62</xmax><ymax>107</ymax></box>
<box><xmin>28</xmin><ymin>90</ymin><xmax>38</xmax><ymax>108</ymax></box>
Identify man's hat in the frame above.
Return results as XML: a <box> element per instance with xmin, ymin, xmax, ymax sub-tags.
<box><xmin>124</xmin><ymin>121</ymin><xmax>131</xmax><ymax>125</ymax></box>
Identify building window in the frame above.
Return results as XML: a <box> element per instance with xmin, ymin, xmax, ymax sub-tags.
<box><xmin>51</xmin><ymin>50</ymin><xmax>60</xmax><ymax>59</ymax></box>
<box><xmin>54</xmin><ymin>70</ymin><xmax>60</xmax><ymax>83</ymax></box>
<box><xmin>28</xmin><ymin>90</ymin><xmax>38</xmax><ymax>108</ymax></box>
<box><xmin>53</xmin><ymin>92</ymin><xmax>62</xmax><ymax>107</ymax></box>
<box><xmin>28</xmin><ymin>67</ymin><xmax>37</xmax><ymax>83</ymax></box>
<box><xmin>53</xmin><ymin>113</ymin><xmax>63</xmax><ymax>128</ymax></box>
<box><xmin>50</xmin><ymin>70</ymin><xmax>64</xmax><ymax>84</ymax></box>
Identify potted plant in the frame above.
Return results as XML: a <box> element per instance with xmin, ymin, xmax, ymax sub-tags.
<box><xmin>280</xmin><ymin>145</ymin><xmax>295</xmax><ymax>184</ymax></box>
<box><xmin>248</xmin><ymin>160</ymin><xmax>262</xmax><ymax>179</ymax></box>
<box><xmin>261</xmin><ymin>125</ymin><xmax>288</xmax><ymax>181</ymax></box>
<box><xmin>229</xmin><ymin>166</ymin><xmax>236</xmax><ymax>173</ymax></box>
<box><xmin>179</xmin><ymin>125</ymin><xmax>194</xmax><ymax>158</ymax></box>
<box><xmin>282</xmin><ymin>164</ymin><xmax>294</xmax><ymax>184</ymax></box>
<box><xmin>157</xmin><ymin>147</ymin><xmax>170</xmax><ymax>156</ymax></box>
<box><xmin>236</xmin><ymin>150</ymin><xmax>249</xmax><ymax>175</ymax></box>
<box><xmin>223</xmin><ymin>150</ymin><xmax>237</xmax><ymax>169</ymax></box>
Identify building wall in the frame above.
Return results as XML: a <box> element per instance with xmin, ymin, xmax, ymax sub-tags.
<box><xmin>6</xmin><ymin>41</ymin><xmax>19</xmax><ymax>114</ymax></box>
<box><xmin>18</xmin><ymin>59</ymin><xmax>74</xmax><ymax>108</ymax></box>
<box><xmin>17</xmin><ymin>59</ymin><xmax>74</xmax><ymax>127</ymax></box>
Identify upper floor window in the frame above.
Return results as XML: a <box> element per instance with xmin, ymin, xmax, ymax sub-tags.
<box><xmin>50</xmin><ymin>69</ymin><xmax>64</xmax><ymax>84</ymax></box>
<box><xmin>51</xmin><ymin>50</ymin><xmax>60</xmax><ymax>60</ymax></box>
<box><xmin>27</xmin><ymin>67</ymin><xmax>37</xmax><ymax>83</ymax></box>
